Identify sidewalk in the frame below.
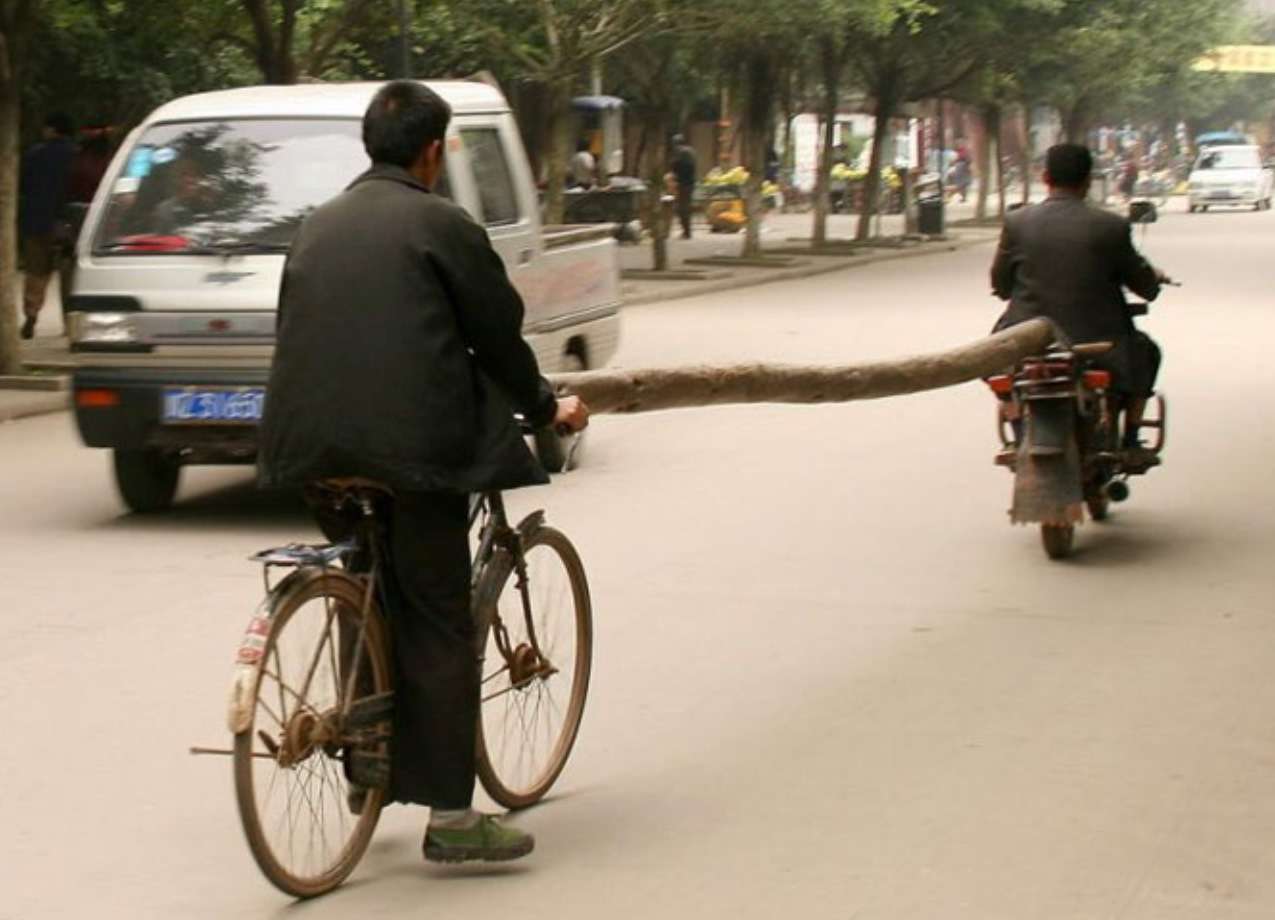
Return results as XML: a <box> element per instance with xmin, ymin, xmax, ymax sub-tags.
<box><xmin>619</xmin><ymin>207</ymin><xmax>1001</xmax><ymax>307</ymax></box>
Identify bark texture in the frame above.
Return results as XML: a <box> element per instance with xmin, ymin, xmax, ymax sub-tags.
<box><xmin>549</xmin><ymin>318</ymin><xmax>1055</xmax><ymax>415</ymax></box>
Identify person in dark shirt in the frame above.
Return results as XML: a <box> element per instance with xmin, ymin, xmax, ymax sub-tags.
<box><xmin>259</xmin><ymin>81</ymin><xmax>588</xmax><ymax>864</ymax></box>
<box><xmin>18</xmin><ymin>113</ymin><xmax>76</xmax><ymax>339</ymax></box>
<box><xmin>669</xmin><ymin>134</ymin><xmax>697</xmax><ymax>239</ymax></box>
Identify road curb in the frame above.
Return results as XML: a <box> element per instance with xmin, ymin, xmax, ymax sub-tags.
<box><xmin>621</xmin><ymin>232</ymin><xmax>999</xmax><ymax>308</ymax></box>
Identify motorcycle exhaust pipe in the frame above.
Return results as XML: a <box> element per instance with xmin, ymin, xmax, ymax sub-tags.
<box><xmin>1106</xmin><ymin>479</ymin><xmax>1131</xmax><ymax>503</ymax></box>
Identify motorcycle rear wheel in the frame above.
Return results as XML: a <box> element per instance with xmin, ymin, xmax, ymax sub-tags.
<box><xmin>1041</xmin><ymin>524</ymin><xmax>1075</xmax><ymax>559</ymax></box>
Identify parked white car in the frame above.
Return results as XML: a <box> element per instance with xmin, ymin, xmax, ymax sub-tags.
<box><xmin>67</xmin><ymin>81</ymin><xmax>622</xmax><ymax>511</ymax></box>
<box><xmin>1187</xmin><ymin>145</ymin><xmax>1274</xmax><ymax>212</ymax></box>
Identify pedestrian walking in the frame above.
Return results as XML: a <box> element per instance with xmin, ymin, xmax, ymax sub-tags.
<box><xmin>17</xmin><ymin>112</ymin><xmax>76</xmax><ymax>339</ymax></box>
<box><xmin>670</xmin><ymin>134</ymin><xmax>696</xmax><ymax>239</ymax></box>
<box><xmin>949</xmin><ymin>152</ymin><xmax>972</xmax><ymax>203</ymax></box>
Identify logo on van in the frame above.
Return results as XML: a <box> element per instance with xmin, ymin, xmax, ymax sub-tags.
<box><xmin>203</xmin><ymin>270</ymin><xmax>256</xmax><ymax>285</ymax></box>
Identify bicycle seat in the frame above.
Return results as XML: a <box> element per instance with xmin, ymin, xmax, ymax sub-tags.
<box><xmin>1072</xmin><ymin>341</ymin><xmax>1115</xmax><ymax>357</ymax></box>
<box><xmin>307</xmin><ymin>477</ymin><xmax>395</xmax><ymax>512</ymax></box>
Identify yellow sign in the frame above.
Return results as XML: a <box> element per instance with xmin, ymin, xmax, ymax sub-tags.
<box><xmin>1194</xmin><ymin>45</ymin><xmax>1275</xmax><ymax>74</ymax></box>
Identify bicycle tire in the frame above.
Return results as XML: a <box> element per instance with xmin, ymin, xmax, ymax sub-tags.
<box><xmin>475</xmin><ymin>525</ymin><xmax>592</xmax><ymax>809</ymax></box>
<box><xmin>233</xmin><ymin>570</ymin><xmax>392</xmax><ymax>898</ymax></box>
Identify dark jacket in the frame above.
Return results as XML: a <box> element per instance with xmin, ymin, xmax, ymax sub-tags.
<box><xmin>991</xmin><ymin>194</ymin><xmax>1161</xmax><ymax>340</ymax></box>
<box><xmin>258</xmin><ymin>164</ymin><xmax>557</xmax><ymax>494</ymax></box>
<box><xmin>18</xmin><ymin>137</ymin><xmax>76</xmax><ymax>238</ymax></box>
<box><xmin>671</xmin><ymin>146</ymin><xmax>696</xmax><ymax>188</ymax></box>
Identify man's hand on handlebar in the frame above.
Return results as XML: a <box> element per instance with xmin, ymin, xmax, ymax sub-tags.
<box><xmin>553</xmin><ymin>395</ymin><xmax>590</xmax><ymax>434</ymax></box>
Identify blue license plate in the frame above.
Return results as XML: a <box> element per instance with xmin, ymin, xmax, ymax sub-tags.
<box><xmin>161</xmin><ymin>387</ymin><xmax>265</xmax><ymax>424</ymax></box>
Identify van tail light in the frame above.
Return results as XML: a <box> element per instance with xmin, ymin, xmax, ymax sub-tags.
<box><xmin>1082</xmin><ymin>370</ymin><xmax>1112</xmax><ymax>390</ymax></box>
<box><xmin>76</xmin><ymin>388</ymin><xmax>120</xmax><ymax>408</ymax></box>
<box><xmin>985</xmin><ymin>375</ymin><xmax>1013</xmax><ymax>396</ymax></box>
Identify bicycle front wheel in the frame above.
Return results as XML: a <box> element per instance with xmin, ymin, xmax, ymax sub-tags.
<box><xmin>233</xmin><ymin>571</ymin><xmax>392</xmax><ymax>898</ymax></box>
<box><xmin>475</xmin><ymin>525</ymin><xmax>592</xmax><ymax>809</ymax></box>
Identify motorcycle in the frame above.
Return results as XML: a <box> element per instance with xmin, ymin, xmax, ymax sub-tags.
<box><xmin>986</xmin><ymin>305</ymin><xmax>1167</xmax><ymax>559</ymax></box>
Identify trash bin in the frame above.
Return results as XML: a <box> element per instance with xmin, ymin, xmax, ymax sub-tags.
<box><xmin>917</xmin><ymin>196</ymin><xmax>945</xmax><ymax>235</ymax></box>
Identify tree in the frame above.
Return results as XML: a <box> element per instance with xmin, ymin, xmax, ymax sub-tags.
<box><xmin>846</xmin><ymin>1</ymin><xmax>990</xmax><ymax>240</ymax></box>
<box><xmin>0</xmin><ymin>0</ymin><xmax>38</xmax><ymax>375</ymax></box>
<box><xmin>611</xmin><ymin>30</ymin><xmax>709</xmax><ymax>270</ymax></box>
<box><xmin>231</xmin><ymin>0</ymin><xmax>382</xmax><ymax>83</ymax></box>
<box><xmin>471</xmin><ymin>0</ymin><xmax>665</xmax><ymax>224</ymax></box>
<box><xmin>807</xmin><ymin>0</ymin><xmax>904</xmax><ymax>245</ymax></box>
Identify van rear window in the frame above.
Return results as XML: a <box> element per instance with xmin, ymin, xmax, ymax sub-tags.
<box><xmin>93</xmin><ymin>119</ymin><xmax>370</xmax><ymax>255</ymax></box>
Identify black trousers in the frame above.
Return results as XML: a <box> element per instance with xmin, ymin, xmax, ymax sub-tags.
<box><xmin>315</xmin><ymin>490</ymin><xmax>477</xmax><ymax>809</ymax></box>
<box><xmin>676</xmin><ymin>184</ymin><xmax>693</xmax><ymax>237</ymax></box>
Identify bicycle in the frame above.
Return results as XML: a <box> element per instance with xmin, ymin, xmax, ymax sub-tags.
<box><xmin>220</xmin><ymin>477</ymin><xmax>593</xmax><ymax>898</ymax></box>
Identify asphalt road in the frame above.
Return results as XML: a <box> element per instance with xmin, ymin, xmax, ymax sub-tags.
<box><xmin>3</xmin><ymin>199</ymin><xmax>1274</xmax><ymax>919</ymax></box>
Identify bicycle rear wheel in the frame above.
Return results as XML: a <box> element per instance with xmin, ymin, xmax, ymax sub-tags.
<box><xmin>233</xmin><ymin>571</ymin><xmax>392</xmax><ymax>898</ymax></box>
<box><xmin>475</xmin><ymin>525</ymin><xmax>592</xmax><ymax>809</ymax></box>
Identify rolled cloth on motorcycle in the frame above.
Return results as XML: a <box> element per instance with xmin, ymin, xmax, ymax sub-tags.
<box><xmin>548</xmin><ymin>318</ymin><xmax>1058</xmax><ymax>415</ymax></box>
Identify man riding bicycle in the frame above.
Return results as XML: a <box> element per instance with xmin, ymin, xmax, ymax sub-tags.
<box><xmin>258</xmin><ymin>81</ymin><xmax>588</xmax><ymax>864</ymax></box>
<box><xmin>990</xmin><ymin>143</ymin><xmax>1169</xmax><ymax>454</ymax></box>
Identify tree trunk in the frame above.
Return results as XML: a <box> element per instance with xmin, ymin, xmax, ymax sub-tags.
<box><xmin>975</xmin><ymin>105</ymin><xmax>996</xmax><ymax>221</ymax></box>
<box><xmin>0</xmin><ymin>17</ymin><xmax>30</xmax><ymax>376</ymax></box>
<box><xmin>644</xmin><ymin>113</ymin><xmax>670</xmax><ymax>271</ymax></box>
<box><xmin>812</xmin><ymin>38</ymin><xmax>842</xmax><ymax>246</ymax></box>
<box><xmin>740</xmin><ymin>51</ymin><xmax>774</xmax><ymax>260</ymax></box>
<box><xmin>856</xmin><ymin>88</ymin><xmax>896</xmax><ymax>242</ymax></box>
<box><xmin>993</xmin><ymin>108</ymin><xmax>1007</xmax><ymax>219</ymax></box>
<box><xmin>1063</xmin><ymin>101</ymin><xmax>1089</xmax><ymax>145</ymax></box>
<box><xmin>1020</xmin><ymin>102</ymin><xmax>1033</xmax><ymax>207</ymax></box>
<box><xmin>542</xmin><ymin>80</ymin><xmax>573</xmax><ymax>226</ymax></box>
<box><xmin>548</xmin><ymin>317</ymin><xmax>1055</xmax><ymax>415</ymax></box>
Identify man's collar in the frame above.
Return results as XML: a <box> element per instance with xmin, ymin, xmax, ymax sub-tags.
<box><xmin>347</xmin><ymin>162</ymin><xmax>432</xmax><ymax>194</ymax></box>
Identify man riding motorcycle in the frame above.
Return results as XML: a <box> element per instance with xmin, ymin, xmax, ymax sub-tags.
<box><xmin>990</xmin><ymin>143</ymin><xmax>1169</xmax><ymax>456</ymax></box>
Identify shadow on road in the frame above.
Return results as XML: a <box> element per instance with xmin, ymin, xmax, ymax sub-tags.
<box><xmin>98</xmin><ymin>479</ymin><xmax>313</xmax><ymax>534</ymax></box>
<box><xmin>1060</xmin><ymin>517</ymin><xmax>1202</xmax><ymax>568</ymax></box>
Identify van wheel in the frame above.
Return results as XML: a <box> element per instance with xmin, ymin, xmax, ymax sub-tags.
<box><xmin>113</xmin><ymin>449</ymin><xmax>181</xmax><ymax>513</ymax></box>
<box><xmin>535</xmin><ymin>352</ymin><xmax>586</xmax><ymax>473</ymax></box>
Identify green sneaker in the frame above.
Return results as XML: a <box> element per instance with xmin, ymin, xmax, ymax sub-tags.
<box><xmin>423</xmin><ymin>815</ymin><xmax>535</xmax><ymax>863</ymax></box>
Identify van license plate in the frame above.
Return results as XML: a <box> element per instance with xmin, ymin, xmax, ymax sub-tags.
<box><xmin>161</xmin><ymin>387</ymin><xmax>265</xmax><ymax>424</ymax></box>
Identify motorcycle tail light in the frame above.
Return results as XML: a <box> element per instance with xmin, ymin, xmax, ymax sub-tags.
<box><xmin>1082</xmin><ymin>370</ymin><xmax>1112</xmax><ymax>390</ymax></box>
<box><xmin>986</xmin><ymin>375</ymin><xmax>1013</xmax><ymax>395</ymax></box>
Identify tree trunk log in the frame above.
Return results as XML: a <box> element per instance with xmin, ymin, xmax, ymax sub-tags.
<box><xmin>549</xmin><ymin>318</ymin><xmax>1055</xmax><ymax>415</ymax></box>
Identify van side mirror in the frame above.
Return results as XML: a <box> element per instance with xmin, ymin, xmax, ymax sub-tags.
<box><xmin>1129</xmin><ymin>200</ymin><xmax>1157</xmax><ymax>224</ymax></box>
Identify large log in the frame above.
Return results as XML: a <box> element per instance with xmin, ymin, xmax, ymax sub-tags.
<box><xmin>548</xmin><ymin>317</ymin><xmax>1057</xmax><ymax>415</ymax></box>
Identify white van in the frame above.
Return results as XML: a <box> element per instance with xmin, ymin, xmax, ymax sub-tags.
<box><xmin>1187</xmin><ymin>144</ymin><xmax>1274</xmax><ymax>212</ymax></box>
<box><xmin>67</xmin><ymin>82</ymin><xmax>621</xmax><ymax>511</ymax></box>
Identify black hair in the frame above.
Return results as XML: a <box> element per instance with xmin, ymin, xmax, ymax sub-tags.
<box><xmin>45</xmin><ymin>112</ymin><xmax>73</xmax><ymax>137</ymax></box>
<box><xmin>1045</xmin><ymin>143</ymin><xmax>1093</xmax><ymax>187</ymax></box>
<box><xmin>362</xmin><ymin>80</ymin><xmax>452</xmax><ymax>168</ymax></box>
<box><xmin>577</xmin><ymin>138</ymin><xmax>591</xmax><ymax>152</ymax></box>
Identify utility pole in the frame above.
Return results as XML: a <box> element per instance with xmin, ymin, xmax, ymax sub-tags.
<box><xmin>397</xmin><ymin>0</ymin><xmax>411</xmax><ymax>78</ymax></box>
